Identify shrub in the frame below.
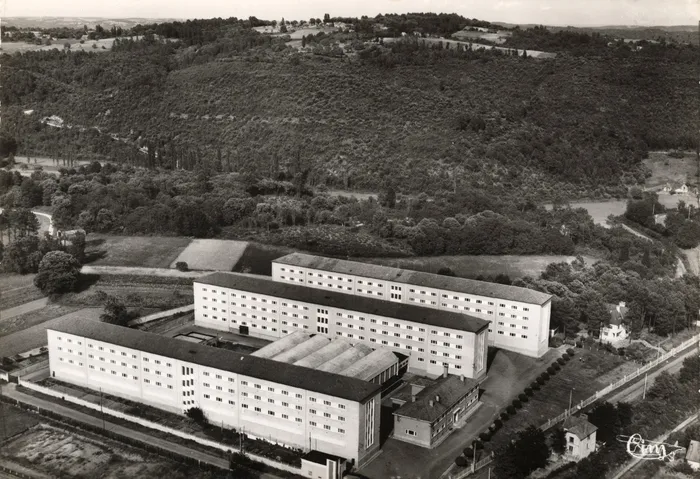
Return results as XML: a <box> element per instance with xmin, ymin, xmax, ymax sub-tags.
<box><xmin>455</xmin><ymin>456</ymin><xmax>468</xmax><ymax>467</ymax></box>
<box><xmin>185</xmin><ymin>407</ymin><xmax>207</xmax><ymax>425</ymax></box>
<box><xmin>552</xmin><ymin>362</ymin><xmax>561</xmax><ymax>370</ymax></box>
<box><xmin>563</xmin><ymin>354</ymin><xmax>572</xmax><ymax>361</ymax></box>
<box><xmin>500</xmin><ymin>411</ymin><xmax>510</xmax><ymax>421</ymax></box>
<box><xmin>547</xmin><ymin>366</ymin><xmax>557</xmax><ymax>374</ymax></box>
<box><xmin>479</xmin><ymin>432</ymin><xmax>491</xmax><ymax>442</ymax></box>
<box><xmin>537</xmin><ymin>376</ymin><xmax>546</xmax><ymax>385</ymax></box>
<box><xmin>542</xmin><ymin>372</ymin><xmax>550</xmax><ymax>380</ymax></box>
<box><xmin>518</xmin><ymin>393</ymin><xmax>529</xmax><ymax>402</ymax></box>
<box><xmin>566</xmin><ymin>348</ymin><xmax>575</xmax><ymax>356</ymax></box>
<box><xmin>525</xmin><ymin>387</ymin><xmax>534</xmax><ymax>396</ymax></box>
<box><xmin>473</xmin><ymin>440</ymin><xmax>484</xmax><ymax>450</ymax></box>
<box><xmin>493</xmin><ymin>419</ymin><xmax>503</xmax><ymax>429</ymax></box>
<box><xmin>463</xmin><ymin>446</ymin><xmax>473</xmax><ymax>457</ymax></box>
<box><xmin>513</xmin><ymin>399</ymin><xmax>522</xmax><ymax>409</ymax></box>
<box><xmin>507</xmin><ymin>405</ymin><xmax>516</xmax><ymax>415</ymax></box>
<box><xmin>531</xmin><ymin>381</ymin><xmax>540</xmax><ymax>390</ymax></box>
<box><xmin>557</xmin><ymin>357</ymin><xmax>566</xmax><ymax>365</ymax></box>
<box><xmin>175</xmin><ymin>261</ymin><xmax>189</xmax><ymax>271</ymax></box>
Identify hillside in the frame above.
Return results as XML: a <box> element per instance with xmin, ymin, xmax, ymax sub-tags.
<box><xmin>1</xmin><ymin>28</ymin><xmax>697</xmax><ymax>197</ymax></box>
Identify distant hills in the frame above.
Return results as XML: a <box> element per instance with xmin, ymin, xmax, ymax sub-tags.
<box><xmin>494</xmin><ymin>23</ymin><xmax>698</xmax><ymax>43</ymax></box>
<box><xmin>3</xmin><ymin>17</ymin><xmax>182</xmax><ymax>29</ymax></box>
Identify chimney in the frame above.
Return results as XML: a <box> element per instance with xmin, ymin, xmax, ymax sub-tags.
<box><xmin>411</xmin><ymin>395</ymin><xmax>416</xmax><ymax>403</ymax></box>
<box><xmin>443</xmin><ymin>365</ymin><xmax>448</xmax><ymax>379</ymax></box>
<box><xmin>460</xmin><ymin>374</ymin><xmax>465</xmax><ymax>382</ymax></box>
<box><xmin>435</xmin><ymin>395</ymin><xmax>440</xmax><ymax>403</ymax></box>
<box><xmin>429</xmin><ymin>400</ymin><xmax>434</xmax><ymax>407</ymax></box>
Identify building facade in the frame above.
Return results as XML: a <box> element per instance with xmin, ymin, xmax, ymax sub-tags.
<box><xmin>47</xmin><ymin>318</ymin><xmax>382</xmax><ymax>466</ymax></box>
<box><xmin>392</xmin><ymin>374</ymin><xmax>480</xmax><ymax>448</ymax></box>
<box><xmin>193</xmin><ymin>273</ymin><xmax>489</xmax><ymax>380</ymax></box>
<box><xmin>562</xmin><ymin>416</ymin><xmax>597</xmax><ymax>460</ymax></box>
<box><xmin>271</xmin><ymin>253</ymin><xmax>552</xmax><ymax>358</ymax></box>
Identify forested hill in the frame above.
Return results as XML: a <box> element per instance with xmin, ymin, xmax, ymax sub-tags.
<box><xmin>1</xmin><ymin>25</ymin><xmax>697</xmax><ymax>197</ymax></box>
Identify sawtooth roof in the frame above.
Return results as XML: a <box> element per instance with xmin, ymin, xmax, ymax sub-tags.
<box><xmin>274</xmin><ymin>253</ymin><xmax>552</xmax><ymax>306</ymax></box>
<box><xmin>49</xmin><ymin>317</ymin><xmax>381</xmax><ymax>403</ymax></box>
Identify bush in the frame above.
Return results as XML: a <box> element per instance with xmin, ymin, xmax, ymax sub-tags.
<box><xmin>547</xmin><ymin>366</ymin><xmax>557</xmax><ymax>374</ymax></box>
<box><xmin>175</xmin><ymin>261</ymin><xmax>189</xmax><ymax>271</ymax></box>
<box><xmin>455</xmin><ymin>456</ymin><xmax>468</xmax><ymax>467</ymax></box>
<box><xmin>185</xmin><ymin>407</ymin><xmax>207</xmax><ymax>424</ymax></box>
<box><xmin>463</xmin><ymin>446</ymin><xmax>473</xmax><ymax>457</ymax></box>
<box><xmin>557</xmin><ymin>357</ymin><xmax>566</xmax><ymax>365</ymax></box>
<box><xmin>479</xmin><ymin>432</ymin><xmax>491</xmax><ymax>442</ymax></box>
<box><xmin>513</xmin><ymin>399</ymin><xmax>523</xmax><ymax>409</ymax></box>
<box><xmin>541</xmin><ymin>372</ymin><xmax>551</xmax><ymax>380</ymax></box>
<box><xmin>518</xmin><ymin>393</ymin><xmax>529</xmax><ymax>402</ymax></box>
<box><xmin>566</xmin><ymin>348</ymin><xmax>575</xmax><ymax>356</ymax></box>
<box><xmin>493</xmin><ymin>419</ymin><xmax>503</xmax><ymax>429</ymax></box>
<box><xmin>500</xmin><ymin>411</ymin><xmax>510</xmax><ymax>421</ymax></box>
<box><xmin>473</xmin><ymin>440</ymin><xmax>484</xmax><ymax>450</ymax></box>
<box><xmin>552</xmin><ymin>362</ymin><xmax>561</xmax><ymax>370</ymax></box>
<box><xmin>531</xmin><ymin>381</ymin><xmax>540</xmax><ymax>390</ymax></box>
<box><xmin>525</xmin><ymin>387</ymin><xmax>534</xmax><ymax>396</ymax></box>
<box><xmin>537</xmin><ymin>376</ymin><xmax>546</xmax><ymax>385</ymax></box>
<box><xmin>507</xmin><ymin>405</ymin><xmax>517</xmax><ymax>415</ymax></box>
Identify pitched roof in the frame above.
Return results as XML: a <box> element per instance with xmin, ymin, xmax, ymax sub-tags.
<box><xmin>196</xmin><ymin>273</ymin><xmax>489</xmax><ymax>334</ymax></box>
<box><xmin>393</xmin><ymin>375</ymin><xmax>480</xmax><ymax>423</ymax></box>
<box><xmin>687</xmin><ymin>440</ymin><xmax>700</xmax><ymax>463</ymax></box>
<box><xmin>606</xmin><ymin>303</ymin><xmax>629</xmax><ymax>326</ymax></box>
<box><xmin>274</xmin><ymin>253</ymin><xmax>552</xmax><ymax>306</ymax></box>
<box><xmin>48</xmin><ymin>317</ymin><xmax>381</xmax><ymax>403</ymax></box>
<box><xmin>563</xmin><ymin>415</ymin><xmax>598</xmax><ymax>440</ymax></box>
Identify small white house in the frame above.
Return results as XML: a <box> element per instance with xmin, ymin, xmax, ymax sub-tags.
<box><xmin>687</xmin><ymin>440</ymin><xmax>700</xmax><ymax>471</ymax></box>
<box><xmin>676</xmin><ymin>183</ymin><xmax>689</xmax><ymax>194</ymax></box>
<box><xmin>601</xmin><ymin>301</ymin><xmax>629</xmax><ymax>346</ymax></box>
<box><xmin>563</xmin><ymin>415</ymin><xmax>597</xmax><ymax>461</ymax></box>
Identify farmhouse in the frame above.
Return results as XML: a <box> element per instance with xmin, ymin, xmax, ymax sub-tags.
<box><xmin>600</xmin><ymin>301</ymin><xmax>629</xmax><ymax>346</ymax></box>
<box><xmin>271</xmin><ymin>253</ymin><xmax>552</xmax><ymax>358</ymax></box>
<box><xmin>392</xmin><ymin>374</ymin><xmax>480</xmax><ymax>448</ymax></box>
<box><xmin>562</xmin><ymin>415</ymin><xmax>597</xmax><ymax>460</ymax></box>
<box><xmin>47</xmin><ymin>317</ymin><xmax>382</xmax><ymax>467</ymax></box>
<box><xmin>194</xmin><ymin>272</ymin><xmax>489</xmax><ymax>379</ymax></box>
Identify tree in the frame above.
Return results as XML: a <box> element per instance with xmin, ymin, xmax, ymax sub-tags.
<box><xmin>100</xmin><ymin>296</ymin><xmax>129</xmax><ymax>326</ymax></box>
<box><xmin>551</xmin><ymin>427</ymin><xmax>566</xmax><ymax>454</ymax></box>
<box><xmin>2</xmin><ymin>235</ymin><xmax>42</xmax><ymax>274</ymax></box>
<box><xmin>323</xmin><ymin>13</ymin><xmax>331</xmax><ymax>24</ymax></box>
<box><xmin>494</xmin><ymin>425</ymin><xmax>549</xmax><ymax>478</ymax></box>
<box><xmin>186</xmin><ymin>406</ymin><xmax>207</xmax><ymax>424</ymax></box>
<box><xmin>0</xmin><ymin>134</ymin><xmax>18</xmax><ymax>158</ymax></box>
<box><xmin>33</xmin><ymin>251</ymin><xmax>81</xmax><ymax>295</ymax></box>
<box><xmin>679</xmin><ymin>355</ymin><xmax>700</xmax><ymax>384</ymax></box>
<box><xmin>279</xmin><ymin>19</ymin><xmax>288</xmax><ymax>33</ymax></box>
<box><xmin>437</xmin><ymin>267</ymin><xmax>455</xmax><ymax>276</ymax></box>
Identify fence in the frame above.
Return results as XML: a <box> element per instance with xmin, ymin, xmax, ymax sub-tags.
<box><xmin>451</xmin><ymin>452</ymin><xmax>495</xmax><ymax>479</ymax></box>
<box><xmin>128</xmin><ymin>304</ymin><xmax>194</xmax><ymax>326</ymax></box>
<box><xmin>16</xmin><ymin>378</ymin><xmax>304</xmax><ymax>475</ymax></box>
<box><xmin>539</xmin><ymin>333</ymin><xmax>700</xmax><ymax>431</ymax></box>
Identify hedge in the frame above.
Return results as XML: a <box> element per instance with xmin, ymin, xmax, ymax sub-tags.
<box><xmin>518</xmin><ymin>393</ymin><xmax>529</xmax><ymax>402</ymax></box>
<box><xmin>506</xmin><ymin>405</ymin><xmax>516</xmax><ymax>415</ymax></box>
<box><xmin>557</xmin><ymin>357</ymin><xmax>567</xmax><ymax>365</ymax></box>
<box><xmin>500</xmin><ymin>411</ymin><xmax>510</xmax><ymax>421</ymax></box>
<box><xmin>455</xmin><ymin>456</ymin><xmax>468</xmax><ymax>467</ymax></box>
<box><xmin>525</xmin><ymin>387</ymin><xmax>534</xmax><ymax>396</ymax></box>
<box><xmin>513</xmin><ymin>399</ymin><xmax>522</xmax><ymax>409</ymax></box>
<box><xmin>479</xmin><ymin>432</ymin><xmax>491</xmax><ymax>442</ymax></box>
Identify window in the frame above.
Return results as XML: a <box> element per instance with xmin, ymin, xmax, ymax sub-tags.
<box><xmin>406</xmin><ymin>429</ymin><xmax>416</xmax><ymax>436</ymax></box>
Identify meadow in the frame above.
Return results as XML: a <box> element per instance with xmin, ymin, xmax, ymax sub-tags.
<box><xmin>170</xmin><ymin>239</ymin><xmax>248</xmax><ymax>270</ymax></box>
<box><xmin>85</xmin><ymin>235</ymin><xmax>192</xmax><ymax>268</ymax></box>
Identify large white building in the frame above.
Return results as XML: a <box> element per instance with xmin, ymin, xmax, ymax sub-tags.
<box><xmin>271</xmin><ymin>253</ymin><xmax>552</xmax><ymax>358</ymax></box>
<box><xmin>47</xmin><ymin>317</ymin><xmax>382</xmax><ymax>466</ymax></box>
<box><xmin>194</xmin><ymin>273</ymin><xmax>490</xmax><ymax>379</ymax></box>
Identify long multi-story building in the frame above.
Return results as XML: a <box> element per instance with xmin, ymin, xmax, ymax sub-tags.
<box><xmin>47</xmin><ymin>317</ymin><xmax>382</xmax><ymax>466</ymax></box>
<box><xmin>193</xmin><ymin>273</ymin><xmax>490</xmax><ymax>380</ymax></box>
<box><xmin>271</xmin><ymin>253</ymin><xmax>552</xmax><ymax>358</ymax></box>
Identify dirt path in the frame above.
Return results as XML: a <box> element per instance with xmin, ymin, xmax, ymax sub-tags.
<box><xmin>0</xmin><ymin>298</ymin><xmax>49</xmax><ymax>321</ymax></box>
<box><xmin>80</xmin><ymin>265</ymin><xmax>209</xmax><ymax>278</ymax></box>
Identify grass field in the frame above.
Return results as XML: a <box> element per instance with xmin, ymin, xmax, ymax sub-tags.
<box><xmin>487</xmin><ymin>347</ymin><xmax>634</xmax><ymax>451</ymax></box>
<box><xmin>0</xmin><ymin>273</ymin><xmax>44</xmax><ymax>310</ymax></box>
<box><xmin>170</xmin><ymin>239</ymin><xmax>248</xmax><ymax>271</ymax></box>
<box><xmin>85</xmin><ymin>235</ymin><xmax>191</xmax><ymax>268</ymax></box>
<box><xmin>0</xmin><ymin>37</ymin><xmax>115</xmax><ymax>54</ymax></box>
<box><xmin>642</xmin><ymin>150</ymin><xmax>698</xmax><ymax>190</ymax></box>
<box><xmin>232</xmin><ymin>242</ymin><xmax>295</xmax><ymax>275</ymax></box>
<box><xmin>0</xmin><ymin>404</ymin><xmax>41</xmax><ymax>442</ymax></box>
<box><xmin>0</xmin><ymin>304</ymin><xmax>85</xmax><ymax>337</ymax></box>
<box><xmin>362</xmin><ymin>254</ymin><xmax>598</xmax><ymax>279</ymax></box>
<box><xmin>1</xmin><ymin>424</ymin><xmax>217</xmax><ymax>479</ymax></box>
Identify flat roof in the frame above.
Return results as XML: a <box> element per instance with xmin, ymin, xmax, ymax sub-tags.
<box><xmin>49</xmin><ymin>317</ymin><xmax>382</xmax><ymax>403</ymax></box>
<box><xmin>393</xmin><ymin>375</ymin><xmax>480</xmax><ymax>423</ymax></box>
<box><xmin>196</xmin><ymin>273</ymin><xmax>489</xmax><ymax>334</ymax></box>
<box><xmin>274</xmin><ymin>253</ymin><xmax>552</xmax><ymax>306</ymax></box>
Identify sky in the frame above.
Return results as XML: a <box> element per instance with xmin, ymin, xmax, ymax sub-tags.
<box><xmin>4</xmin><ymin>0</ymin><xmax>699</xmax><ymax>26</ymax></box>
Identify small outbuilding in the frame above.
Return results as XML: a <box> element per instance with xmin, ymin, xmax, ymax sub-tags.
<box><xmin>687</xmin><ymin>440</ymin><xmax>700</xmax><ymax>471</ymax></box>
<box><xmin>562</xmin><ymin>415</ymin><xmax>597</xmax><ymax>460</ymax></box>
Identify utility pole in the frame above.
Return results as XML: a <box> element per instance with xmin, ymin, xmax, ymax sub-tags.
<box><xmin>642</xmin><ymin>373</ymin><xmax>648</xmax><ymax>400</ymax></box>
<box><xmin>0</xmin><ymin>384</ymin><xmax>7</xmax><ymax>441</ymax></box>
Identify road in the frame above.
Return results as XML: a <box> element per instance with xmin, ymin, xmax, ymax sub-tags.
<box><xmin>614</xmin><ymin>413</ymin><xmax>699</xmax><ymax>479</ymax></box>
<box><xmin>1</xmin><ymin>383</ymin><xmax>284</xmax><ymax>479</ymax></box>
<box><xmin>0</xmin><ymin>298</ymin><xmax>49</xmax><ymax>321</ymax></box>
<box><xmin>607</xmin><ymin>342</ymin><xmax>699</xmax><ymax>405</ymax></box>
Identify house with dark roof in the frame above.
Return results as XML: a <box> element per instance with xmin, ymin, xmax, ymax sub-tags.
<box><xmin>563</xmin><ymin>415</ymin><xmax>597</xmax><ymax>460</ymax></box>
<box><xmin>271</xmin><ymin>253</ymin><xmax>552</xmax><ymax>358</ymax></box>
<box><xmin>601</xmin><ymin>301</ymin><xmax>629</xmax><ymax>346</ymax></box>
<box><xmin>392</xmin><ymin>374</ymin><xmax>480</xmax><ymax>448</ymax></box>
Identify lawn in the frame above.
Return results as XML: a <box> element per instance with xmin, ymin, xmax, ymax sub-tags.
<box><xmin>170</xmin><ymin>238</ymin><xmax>248</xmax><ymax>271</ymax></box>
<box><xmin>232</xmin><ymin>242</ymin><xmax>295</xmax><ymax>275</ymax></box>
<box><xmin>85</xmin><ymin>235</ymin><xmax>192</xmax><ymax>268</ymax></box>
<box><xmin>362</xmin><ymin>254</ymin><xmax>598</xmax><ymax>279</ymax></box>
<box><xmin>486</xmin><ymin>347</ymin><xmax>631</xmax><ymax>452</ymax></box>
<box><xmin>0</xmin><ymin>273</ymin><xmax>44</xmax><ymax>310</ymax></box>
<box><xmin>642</xmin><ymin>150</ymin><xmax>698</xmax><ymax>190</ymax></box>
<box><xmin>0</xmin><ymin>404</ymin><xmax>41</xmax><ymax>441</ymax></box>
